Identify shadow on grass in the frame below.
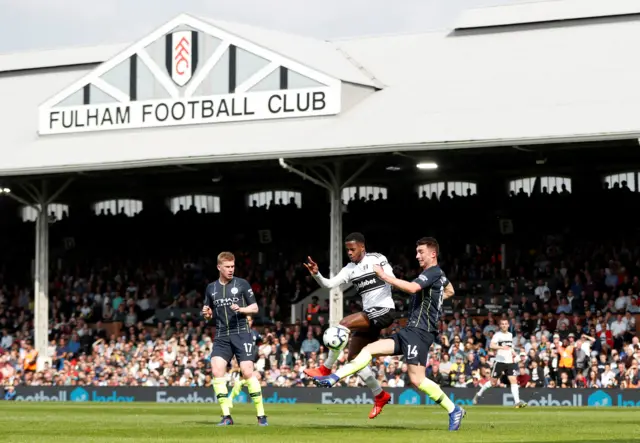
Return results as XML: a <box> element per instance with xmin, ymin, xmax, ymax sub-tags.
<box><xmin>189</xmin><ymin>421</ymin><xmax>413</xmax><ymax>430</ymax></box>
<box><xmin>188</xmin><ymin>421</ymin><xmax>640</xmax><ymax>442</ymax></box>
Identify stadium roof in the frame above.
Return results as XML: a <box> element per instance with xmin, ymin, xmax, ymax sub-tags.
<box><xmin>455</xmin><ymin>0</ymin><xmax>640</xmax><ymax>30</ymax></box>
<box><xmin>2</xmin><ymin>2</ymin><xmax>640</xmax><ymax>176</ymax></box>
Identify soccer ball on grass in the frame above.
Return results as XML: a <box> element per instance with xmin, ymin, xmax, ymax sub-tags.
<box><xmin>323</xmin><ymin>326</ymin><xmax>350</xmax><ymax>351</ymax></box>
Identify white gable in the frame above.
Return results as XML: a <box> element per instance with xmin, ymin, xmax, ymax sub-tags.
<box><xmin>197</xmin><ymin>17</ymin><xmax>381</xmax><ymax>88</ymax></box>
<box><xmin>38</xmin><ymin>14</ymin><xmax>349</xmax><ymax>135</ymax></box>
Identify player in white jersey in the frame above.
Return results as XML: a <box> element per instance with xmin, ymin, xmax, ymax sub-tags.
<box><xmin>303</xmin><ymin>232</ymin><xmax>395</xmax><ymax>419</ymax></box>
<box><xmin>473</xmin><ymin>318</ymin><xmax>527</xmax><ymax>408</ymax></box>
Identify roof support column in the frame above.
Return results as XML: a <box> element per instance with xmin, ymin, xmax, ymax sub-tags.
<box><xmin>1</xmin><ymin>178</ymin><xmax>73</xmax><ymax>368</ymax></box>
<box><xmin>328</xmin><ymin>181</ymin><xmax>343</xmax><ymax>326</ymax></box>
<box><xmin>279</xmin><ymin>158</ymin><xmax>372</xmax><ymax>326</ymax></box>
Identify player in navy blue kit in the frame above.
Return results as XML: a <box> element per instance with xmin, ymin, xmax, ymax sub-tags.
<box><xmin>202</xmin><ymin>252</ymin><xmax>267</xmax><ymax>427</ymax></box>
<box><xmin>227</xmin><ymin>315</ymin><xmax>260</xmax><ymax>405</ymax></box>
<box><xmin>312</xmin><ymin>237</ymin><xmax>466</xmax><ymax>431</ymax></box>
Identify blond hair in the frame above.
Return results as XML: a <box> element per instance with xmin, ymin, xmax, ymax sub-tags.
<box><xmin>217</xmin><ymin>251</ymin><xmax>235</xmax><ymax>264</ymax></box>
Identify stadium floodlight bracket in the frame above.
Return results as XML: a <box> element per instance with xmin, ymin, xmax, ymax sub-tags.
<box><xmin>278</xmin><ymin>158</ymin><xmax>332</xmax><ymax>190</ymax></box>
<box><xmin>278</xmin><ymin>157</ymin><xmax>374</xmax><ymax>192</ymax></box>
<box><xmin>342</xmin><ymin>158</ymin><xmax>374</xmax><ymax>189</ymax></box>
<box><xmin>2</xmin><ymin>189</ymin><xmax>35</xmax><ymax>209</ymax></box>
<box><xmin>2</xmin><ymin>177</ymin><xmax>75</xmax><ymax>212</ymax></box>
<box><xmin>45</xmin><ymin>178</ymin><xmax>74</xmax><ymax>206</ymax></box>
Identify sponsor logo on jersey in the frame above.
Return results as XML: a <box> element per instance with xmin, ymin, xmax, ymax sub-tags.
<box><xmin>354</xmin><ymin>278</ymin><xmax>379</xmax><ymax>291</ymax></box>
<box><xmin>213</xmin><ymin>297</ymin><xmax>240</xmax><ymax>307</ymax></box>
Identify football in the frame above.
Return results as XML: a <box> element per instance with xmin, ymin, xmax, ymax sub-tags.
<box><xmin>323</xmin><ymin>326</ymin><xmax>350</xmax><ymax>351</ymax></box>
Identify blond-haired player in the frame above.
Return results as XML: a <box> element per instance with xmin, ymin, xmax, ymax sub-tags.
<box><xmin>202</xmin><ymin>252</ymin><xmax>267</xmax><ymax>426</ymax></box>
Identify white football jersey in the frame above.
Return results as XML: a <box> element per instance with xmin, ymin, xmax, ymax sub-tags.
<box><xmin>313</xmin><ymin>252</ymin><xmax>395</xmax><ymax>310</ymax></box>
<box><xmin>491</xmin><ymin>330</ymin><xmax>515</xmax><ymax>363</ymax></box>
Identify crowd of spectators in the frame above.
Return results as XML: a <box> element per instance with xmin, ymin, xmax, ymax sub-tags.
<box><xmin>1</xmin><ymin>239</ymin><xmax>639</xmax><ymax>392</ymax></box>
<box><xmin>1</xmin><ymin>182</ymin><xmax>640</xmax><ymax>394</ymax></box>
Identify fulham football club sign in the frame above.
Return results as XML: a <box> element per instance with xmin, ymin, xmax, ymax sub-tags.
<box><xmin>167</xmin><ymin>31</ymin><xmax>198</xmax><ymax>87</ymax></box>
<box><xmin>37</xmin><ymin>15</ymin><xmax>342</xmax><ymax>135</ymax></box>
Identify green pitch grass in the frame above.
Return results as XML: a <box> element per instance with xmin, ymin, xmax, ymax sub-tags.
<box><xmin>1</xmin><ymin>403</ymin><xmax>639</xmax><ymax>443</ymax></box>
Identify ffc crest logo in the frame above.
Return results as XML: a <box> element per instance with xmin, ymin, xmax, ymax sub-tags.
<box><xmin>166</xmin><ymin>30</ymin><xmax>199</xmax><ymax>86</ymax></box>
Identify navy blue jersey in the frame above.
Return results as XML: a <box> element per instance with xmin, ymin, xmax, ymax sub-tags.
<box><xmin>204</xmin><ymin>277</ymin><xmax>256</xmax><ymax>337</ymax></box>
<box><xmin>408</xmin><ymin>265</ymin><xmax>449</xmax><ymax>332</ymax></box>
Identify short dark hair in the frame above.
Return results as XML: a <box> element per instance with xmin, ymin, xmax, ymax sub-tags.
<box><xmin>416</xmin><ymin>237</ymin><xmax>439</xmax><ymax>255</ymax></box>
<box><xmin>345</xmin><ymin>232</ymin><xmax>366</xmax><ymax>244</ymax></box>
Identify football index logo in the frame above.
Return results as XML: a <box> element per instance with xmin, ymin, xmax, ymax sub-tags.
<box><xmin>398</xmin><ymin>389</ymin><xmax>421</xmax><ymax>405</ymax></box>
<box><xmin>70</xmin><ymin>387</ymin><xmax>89</xmax><ymax>402</ymax></box>
<box><xmin>235</xmin><ymin>390</ymin><xmax>248</xmax><ymax>404</ymax></box>
<box><xmin>588</xmin><ymin>390</ymin><xmax>612</xmax><ymax>407</ymax></box>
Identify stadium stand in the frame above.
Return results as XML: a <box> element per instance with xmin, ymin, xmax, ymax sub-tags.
<box><xmin>1</xmin><ymin>178</ymin><xmax>640</xmax><ymax>392</ymax></box>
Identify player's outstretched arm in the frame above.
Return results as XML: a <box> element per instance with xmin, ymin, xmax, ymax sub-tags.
<box><xmin>305</xmin><ymin>256</ymin><xmax>350</xmax><ymax>289</ymax></box>
<box><xmin>373</xmin><ymin>265</ymin><xmax>422</xmax><ymax>294</ymax></box>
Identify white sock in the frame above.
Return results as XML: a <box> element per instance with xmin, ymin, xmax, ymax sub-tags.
<box><xmin>510</xmin><ymin>382</ymin><xmax>520</xmax><ymax>403</ymax></box>
<box><xmin>357</xmin><ymin>365</ymin><xmax>383</xmax><ymax>396</ymax></box>
<box><xmin>477</xmin><ymin>381</ymin><xmax>492</xmax><ymax>397</ymax></box>
<box><xmin>324</xmin><ymin>349</ymin><xmax>340</xmax><ymax>369</ymax></box>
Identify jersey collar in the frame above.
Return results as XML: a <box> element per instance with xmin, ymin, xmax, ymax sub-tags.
<box><xmin>354</xmin><ymin>251</ymin><xmax>366</xmax><ymax>264</ymax></box>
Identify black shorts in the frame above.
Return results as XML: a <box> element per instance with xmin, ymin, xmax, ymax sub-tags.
<box><xmin>363</xmin><ymin>307</ymin><xmax>395</xmax><ymax>330</ymax></box>
<box><xmin>212</xmin><ymin>332</ymin><xmax>255</xmax><ymax>363</ymax></box>
<box><xmin>491</xmin><ymin>362</ymin><xmax>518</xmax><ymax>379</ymax></box>
<box><xmin>352</xmin><ymin>307</ymin><xmax>395</xmax><ymax>342</ymax></box>
<box><xmin>390</xmin><ymin>327</ymin><xmax>435</xmax><ymax>366</ymax></box>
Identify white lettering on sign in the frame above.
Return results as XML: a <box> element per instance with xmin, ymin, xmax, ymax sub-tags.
<box><xmin>39</xmin><ymin>87</ymin><xmax>339</xmax><ymax>135</ymax></box>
